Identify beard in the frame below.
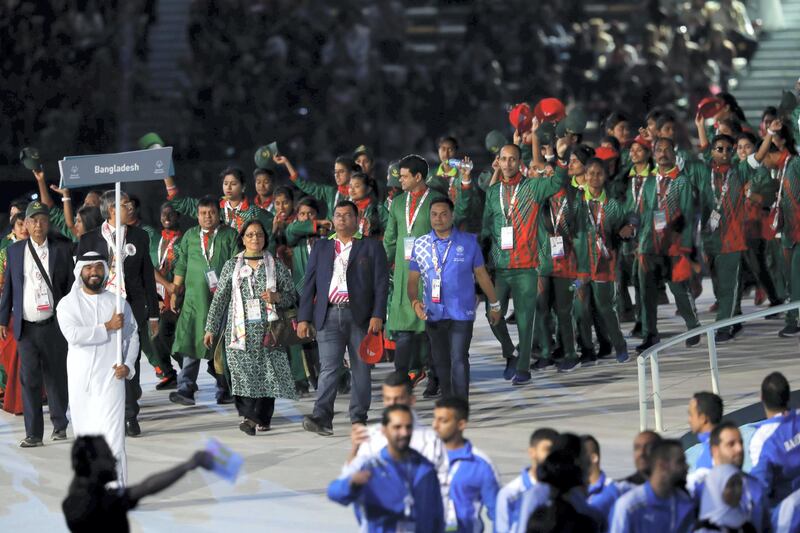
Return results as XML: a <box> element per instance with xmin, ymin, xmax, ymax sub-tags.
<box><xmin>82</xmin><ymin>275</ymin><xmax>104</xmax><ymax>292</ymax></box>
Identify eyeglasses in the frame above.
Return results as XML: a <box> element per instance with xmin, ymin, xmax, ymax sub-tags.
<box><xmin>244</xmin><ymin>232</ymin><xmax>265</xmax><ymax>239</ymax></box>
<box><xmin>714</xmin><ymin>146</ymin><xmax>733</xmax><ymax>153</ymax></box>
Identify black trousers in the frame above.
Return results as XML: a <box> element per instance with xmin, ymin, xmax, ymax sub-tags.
<box><xmin>18</xmin><ymin>319</ymin><xmax>68</xmax><ymax>439</ymax></box>
<box><xmin>235</xmin><ymin>396</ymin><xmax>275</xmax><ymax>426</ymax></box>
<box><xmin>125</xmin><ymin>318</ymin><xmax>147</xmax><ymax>422</ymax></box>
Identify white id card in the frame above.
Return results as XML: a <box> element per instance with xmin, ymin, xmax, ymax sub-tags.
<box><xmin>500</xmin><ymin>226</ymin><xmax>514</xmax><ymax>250</ymax></box>
<box><xmin>205</xmin><ymin>270</ymin><xmax>219</xmax><ymax>292</ymax></box>
<box><xmin>431</xmin><ymin>278</ymin><xmax>441</xmax><ymax>303</ymax></box>
<box><xmin>246</xmin><ymin>299</ymin><xmax>262</xmax><ymax>322</ymax></box>
<box><xmin>653</xmin><ymin>210</ymin><xmax>667</xmax><ymax>232</ymax></box>
<box><xmin>156</xmin><ymin>283</ymin><xmax>166</xmax><ymax>300</ymax></box>
<box><xmin>35</xmin><ymin>289</ymin><xmax>51</xmax><ymax>312</ymax></box>
<box><xmin>404</xmin><ymin>237</ymin><xmax>415</xmax><ymax>260</ymax></box>
<box><xmin>708</xmin><ymin>210</ymin><xmax>721</xmax><ymax>232</ymax></box>
<box><xmin>550</xmin><ymin>236</ymin><xmax>565</xmax><ymax>258</ymax></box>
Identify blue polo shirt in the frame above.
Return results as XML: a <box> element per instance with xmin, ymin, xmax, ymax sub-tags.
<box><xmin>610</xmin><ymin>481</ymin><xmax>695</xmax><ymax>533</ymax></box>
<box><xmin>409</xmin><ymin>228</ymin><xmax>483</xmax><ymax>322</ymax></box>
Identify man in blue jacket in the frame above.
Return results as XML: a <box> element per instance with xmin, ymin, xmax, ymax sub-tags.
<box><xmin>328</xmin><ymin>404</ymin><xmax>444</xmax><ymax>532</ymax></box>
<box><xmin>433</xmin><ymin>396</ymin><xmax>499</xmax><ymax>532</ymax></box>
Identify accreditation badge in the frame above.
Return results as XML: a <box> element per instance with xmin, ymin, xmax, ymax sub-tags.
<box><xmin>403</xmin><ymin>237</ymin><xmax>415</xmax><ymax>260</ymax></box>
<box><xmin>653</xmin><ymin>210</ymin><xmax>667</xmax><ymax>232</ymax></box>
<box><xmin>500</xmin><ymin>226</ymin><xmax>514</xmax><ymax>250</ymax></box>
<box><xmin>708</xmin><ymin>210</ymin><xmax>721</xmax><ymax>232</ymax></box>
<box><xmin>431</xmin><ymin>278</ymin><xmax>441</xmax><ymax>303</ymax></box>
<box><xmin>246</xmin><ymin>299</ymin><xmax>262</xmax><ymax>322</ymax></box>
<box><xmin>35</xmin><ymin>287</ymin><xmax>52</xmax><ymax>312</ymax></box>
<box><xmin>549</xmin><ymin>236</ymin><xmax>565</xmax><ymax>258</ymax></box>
<box><xmin>205</xmin><ymin>270</ymin><xmax>219</xmax><ymax>293</ymax></box>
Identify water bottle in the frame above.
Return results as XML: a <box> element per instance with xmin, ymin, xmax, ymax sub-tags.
<box><xmin>447</xmin><ymin>159</ymin><xmax>473</xmax><ymax>172</ymax></box>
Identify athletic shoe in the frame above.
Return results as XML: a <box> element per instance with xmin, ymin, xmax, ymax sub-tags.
<box><xmin>754</xmin><ymin>288</ymin><xmax>767</xmax><ymax>306</ymax></box>
<box><xmin>778</xmin><ymin>324</ymin><xmax>800</xmax><ymax>338</ymax></box>
<box><xmin>52</xmin><ymin>428</ymin><xmax>68</xmax><ymax>441</ymax></box>
<box><xmin>19</xmin><ymin>437</ymin><xmax>43</xmax><ymax>448</ymax></box>
<box><xmin>302</xmin><ymin>415</ymin><xmax>333</xmax><ymax>436</ymax></box>
<box><xmin>714</xmin><ymin>330</ymin><xmax>733</xmax><ymax>343</ymax></box>
<box><xmin>155</xmin><ymin>373</ymin><xmax>178</xmax><ymax>391</ymax></box>
<box><xmin>635</xmin><ymin>335</ymin><xmax>660</xmax><ymax>353</ymax></box>
<box><xmin>557</xmin><ymin>359</ymin><xmax>581</xmax><ymax>373</ymax></box>
<box><xmin>685</xmin><ymin>335</ymin><xmax>701</xmax><ymax>347</ymax></box>
<box><xmin>423</xmin><ymin>378</ymin><xmax>440</xmax><ymax>399</ymax></box>
<box><xmin>629</xmin><ymin>323</ymin><xmax>643</xmax><ymax>338</ymax></box>
<box><xmin>531</xmin><ymin>359</ymin><xmax>554</xmax><ymax>372</ymax></box>
<box><xmin>409</xmin><ymin>370</ymin><xmax>427</xmax><ymax>388</ymax></box>
<box><xmin>511</xmin><ymin>371</ymin><xmax>531</xmax><ymax>385</ymax></box>
<box><xmin>731</xmin><ymin>323</ymin><xmax>743</xmax><ymax>337</ymax></box>
<box><xmin>596</xmin><ymin>342</ymin><xmax>613</xmax><ymax>360</ymax></box>
<box><xmin>169</xmin><ymin>391</ymin><xmax>195</xmax><ymax>406</ymax></box>
<box><xmin>616</xmin><ymin>350</ymin><xmax>630</xmax><ymax>364</ymax></box>
<box><xmin>503</xmin><ymin>356</ymin><xmax>518</xmax><ymax>380</ymax></box>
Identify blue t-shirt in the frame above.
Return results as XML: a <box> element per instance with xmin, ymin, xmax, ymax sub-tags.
<box><xmin>409</xmin><ymin>228</ymin><xmax>483</xmax><ymax>322</ymax></box>
<box><xmin>610</xmin><ymin>481</ymin><xmax>696</xmax><ymax>533</ymax></box>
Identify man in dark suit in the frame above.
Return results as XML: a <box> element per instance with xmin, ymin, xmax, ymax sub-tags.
<box><xmin>298</xmin><ymin>200</ymin><xmax>389</xmax><ymax>436</ymax></box>
<box><xmin>0</xmin><ymin>201</ymin><xmax>74</xmax><ymax>447</ymax></box>
<box><xmin>77</xmin><ymin>190</ymin><xmax>159</xmax><ymax>437</ymax></box>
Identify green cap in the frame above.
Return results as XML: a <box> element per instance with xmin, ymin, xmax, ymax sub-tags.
<box><xmin>353</xmin><ymin>144</ymin><xmax>373</xmax><ymax>160</ymax></box>
<box><xmin>138</xmin><ymin>132</ymin><xmax>165</xmax><ymax>150</ymax></box>
<box><xmin>254</xmin><ymin>142</ymin><xmax>279</xmax><ymax>169</ymax></box>
<box><xmin>387</xmin><ymin>161</ymin><xmax>401</xmax><ymax>188</ymax></box>
<box><xmin>477</xmin><ymin>170</ymin><xmax>494</xmax><ymax>192</ymax></box>
<box><xmin>20</xmin><ymin>146</ymin><xmax>42</xmax><ymax>171</ymax></box>
<box><xmin>778</xmin><ymin>90</ymin><xmax>798</xmax><ymax>115</ymax></box>
<box><xmin>25</xmin><ymin>200</ymin><xmax>49</xmax><ymax>218</ymax></box>
<box><xmin>484</xmin><ymin>130</ymin><xmax>509</xmax><ymax>155</ymax></box>
<box><xmin>537</xmin><ymin>122</ymin><xmax>556</xmax><ymax>145</ymax></box>
<box><xmin>563</xmin><ymin>107</ymin><xmax>587</xmax><ymax>134</ymax></box>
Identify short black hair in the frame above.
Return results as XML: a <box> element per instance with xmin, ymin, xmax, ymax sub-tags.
<box><xmin>399</xmin><ymin>154</ymin><xmax>429</xmax><ymax>179</ymax></box>
<box><xmin>709</xmin><ymin>420</ymin><xmax>740</xmax><ymax>449</ymax></box>
<box><xmin>604</xmin><ymin>111</ymin><xmax>629</xmax><ymax>132</ymax></box>
<box><xmin>530</xmin><ymin>427</ymin><xmax>559</xmax><ymax>447</ymax></box>
<box><xmin>648</xmin><ymin>439</ymin><xmax>683</xmax><ymax>471</ymax></box>
<box><xmin>711</xmin><ymin>134</ymin><xmax>736</xmax><ymax>147</ymax></box>
<box><xmin>350</xmin><ymin>172</ymin><xmax>377</xmax><ymax>195</ymax></box>
<box><xmin>382</xmin><ymin>404</ymin><xmax>412</xmax><ymax>426</ymax></box>
<box><xmin>334</xmin><ymin>200</ymin><xmax>358</xmax><ymax>217</ymax></box>
<box><xmin>220</xmin><ymin>166</ymin><xmax>245</xmax><ymax>184</ymax></box>
<box><xmin>762</xmin><ymin>106</ymin><xmax>778</xmax><ymax>120</ymax></box>
<box><xmin>253</xmin><ymin>167</ymin><xmax>275</xmax><ymax>179</ymax></box>
<box><xmin>500</xmin><ymin>143</ymin><xmax>522</xmax><ymax>159</ymax></box>
<box><xmin>273</xmin><ymin>185</ymin><xmax>294</xmax><ymax>203</ymax></box>
<box><xmin>600</xmin><ymin>135</ymin><xmax>622</xmax><ymax>153</ymax></box>
<box><xmin>236</xmin><ymin>219</ymin><xmax>269</xmax><ymax>252</ymax></box>
<box><xmin>9</xmin><ymin>212</ymin><xmax>25</xmax><ymax>227</ymax></box>
<box><xmin>77</xmin><ymin>205</ymin><xmax>103</xmax><ymax>234</ymax></box>
<box><xmin>762</xmin><ymin>371</ymin><xmax>790</xmax><ymax>411</ymax></box>
<box><xmin>654</xmin><ymin>137</ymin><xmax>676</xmax><ymax>152</ymax></box>
<box><xmin>127</xmin><ymin>194</ymin><xmax>142</xmax><ymax>218</ymax></box>
<box><xmin>197</xmin><ymin>195</ymin><xmax>220</xmax><ymax>211</ymax></box>
<box><xmin>429</xmin><ymin>197</ymin><xmax>454</xmax><ymax>213</ymax></box>
<box><xmin>655</xmin><ymin>110</ymin><xmax>677</xmax><ymax>131</ymax></box>
<box><xmin>717</xmin><ymin>117</ymin><xmax>743</xmax><ymax>135</ymax></box>
<box><xmin>584</xmin><ymin>157</ymin><xmax>608</xmax><ymax>175</ymax></box>
<box><xmin>296</xmin><ymin>196</ymin><xmax>319</xmax><ymax>214</ymax></box>
<box><xmin>693</xmin><ymin>391</ymin><xmax>724</xmax><ymax>425</ymax></box>
<box><xmin>437</xmin><ymin>135</ymin><xmax>459</xmax><ymax>150</ymax></box>
<box><xmin>383</xmin><ymin>371</ymin><xmax>413</xmax><ymax>394</ymax></box>
<box><xmin>334</xmin><ymin>156</ymin><xmax>359</xmax><ymax>172</ymax></box>
<box><xmin>581</xmin><ymin>434</ymin><xmax>601</xmax><ymax>459</ymax></box>
<box><xmin>737</xmin><ymin>131</ymin><xmax>759</xmax><ymax>146</ymax></box>
<box><xmin>435</xmin><ymin>396</ymin><xmax>469</xmax><ymax>421</ymax></box>
<box><xmin>645</xmin><ymin>108</ymin><xmax>664</xmax><ymax>124</ymax></box>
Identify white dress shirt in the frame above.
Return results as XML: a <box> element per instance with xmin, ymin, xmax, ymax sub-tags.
<box><xmin>327</xmin><ymin>238</ymin><xmax>353</xmax><ymax>302</ymax></box>
<box><xmin>22</xmin><ymin>238</ymin><xmax>54</xmax><ymax>322</ymax></box>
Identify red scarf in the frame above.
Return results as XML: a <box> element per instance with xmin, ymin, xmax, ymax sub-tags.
<box><xmin>161</xmin><ymin>229</ymin><xmax>180</xmax><ymax>241</ymax></box>
<box><xmin>501</xmin><ymin>172</ymin><xmax>523</xmax><ymax>186</ymax></box>
<box><xmin>337</xmin><ymin>184</ymin><xmax>350</xmax><ymax>197</ymax></box>
<box><xmin>354</xmin><ymin>198</ymin><xmax>371</xmax><ymax>213</ymax></box>
<box><xmin>712</xmin><ymin>163</ymin><xmax>731</xmax><ymax>175</ymax></box>
<box><xmin>408</xmin><ymin>187</ymin><xmax>427</xmax><ymax>216</ymax></box>
<box><xmin>254</xmin><ymin>195</ymin><xmax>272</xmax><ymax>209</ymax></box>
<box><xmin>777</xmin><ymin>150</ymin><xmax>791</xmax><ymax>170</ymax></box>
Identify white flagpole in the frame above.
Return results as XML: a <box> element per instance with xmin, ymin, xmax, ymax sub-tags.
<box><xmin>115</xmin><ymin>182</ymin><xmax>123</xmax><ymax>366</ymax></box>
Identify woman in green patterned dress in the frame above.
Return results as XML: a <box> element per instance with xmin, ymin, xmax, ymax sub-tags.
<box><xmin>203</xmin><ymin>219</ymin><xmax>298</xmax><ymax>436</ymax></box>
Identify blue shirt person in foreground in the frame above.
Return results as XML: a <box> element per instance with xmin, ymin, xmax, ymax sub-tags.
<box><xmin>407</xmin><ymin>197</ymin><xmax>502</xmax><ymax>399</ymax></box>
<box><xmin>327</xmin><ymin>404</ymin><xmax>444</xmax><ymax>532</ymax></box>
<box><xmin>610</xmin><ymin>439</ymin><xmax>696</xmax><ymax>533</ymax></box>
<box><xmin>432</xmin><ymin>396</ymin><xmax>499</xmax><ymax>532</ymax></box>
<box><xmin>494</xmin><ymin>427</ymin><xmax>559</xmax><ymax>533</ymax></box>
<box><xmin>582</xmin><ymin>435</ymin><xmax>621</xmax><ymax>525</ymax></box>
<box><xmin>685</xmin><ymin>392</ymin><xmax>724</xmax><ymax>474</ymax></box>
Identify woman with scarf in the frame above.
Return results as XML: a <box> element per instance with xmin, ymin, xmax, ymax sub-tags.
<box><xmin>695</xmin><ymin>464</ymin><xmax>757</xmax><ymax>532</ymax></box>
<box><xmin>348</xmin><ymin>171</ymin><xmax>388</xmax><ymax>238</ymax></box>
<box><xmin>204</xmin><ymin>219</ymin><xmax>298</xmax><ymax>436</ymax></box>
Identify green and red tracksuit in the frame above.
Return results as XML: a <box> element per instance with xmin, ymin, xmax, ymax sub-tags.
<box><xmin>150</xmin><ymin>229</ymin><xmax>183</xmax><ymax>377</ymax></box>
<box><xmin>698</xmin><ymin>162</ymin><xmax>749</xmax><ymax>326</ymax></box>
<box><xmin>290</xmin><ymin>173</ymin><xmax>349</xmax><ymax>219</ymax></box>
<box><xmin>427</xmin><ymin>165</ymin><xmax>482</xmax><ymax>233</ymax></box>
<box><xmin>771</xmin><ymin>154</ymin><xmax>800</xmax><ymax>327</ymax></box>
<box><xmin>353</xmin><ymin>198</ymin><xmax>389</xmax><ymax>239</ymax></box>
<box><xmin>535</xmin><ymin>180</ymin><xmax>582</xmax><ymax>362</ymax></box>
<box><xmin>166</xmin><ymin>188</ymin><xmax>272</xmax><ymax>233</ymax></box>
<box><xmin>635</xmin><ymin>166</ymin><xmax>700</xmax><ymax>339</ymax></box>
<box><xmin>574</xmin><ymin>189</ymin><xmax>628</xmax><ymax>356</ymax></box>
<box><xmin>480</xmin><ymin>169</ymin><xmax>567</xmax><ymax>371</ymax></box>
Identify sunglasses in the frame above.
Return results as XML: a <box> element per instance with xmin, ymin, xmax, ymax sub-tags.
<box><xmin>714</xmin><ymin>146</ymin><xmax>733</xmax><ymax>153</ymax></box>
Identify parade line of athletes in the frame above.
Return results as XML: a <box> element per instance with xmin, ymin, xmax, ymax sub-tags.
<box><xmin>2</xmin><ymin>89</ymin><xmax>800</xmax><ymax>450</ymax></box>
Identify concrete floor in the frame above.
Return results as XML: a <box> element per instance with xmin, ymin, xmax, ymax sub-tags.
<box><xmin>1</xmin><ymin>280</ymin><xmax>798</xmax><ymax>532</ymax></box>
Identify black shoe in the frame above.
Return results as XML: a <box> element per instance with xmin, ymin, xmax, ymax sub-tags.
<box><xmin>422</xmin><ymin>378</ymin><xmax>440</xmax><ymax>399</ymax></box>
<box><xmin>579</xmin><ymin>348</ymin><xmax>597</xmax><ymax>367</ymax></box>
<box><xmin>51</xmin><ymin>428</ymin><xmax>68</xmax><ymax>441</ymax></box>
<box><xmin>635</xmin><ymin>335</ymin><xmax>660</xmax><ymax>353</ymax></box>
<box><xmin>531</xmin><ymin>359</ymin><xmax>554</xmax><ymax>372</ymax></box>
<box><xmin>155</xmin><ymin>373</ymin><xmax>178</xmax><ymax>391</ymax></box>
<box><xmin>216</xmin><ymin>393</ymin><xmax>234</xmax><ymax>405</ymax></box>
<box><xmin>731</xmin><ymin>323</ymin><xmax>743</xmax><ymax>337</ymax></box>
<box><xmin>765</xmin><ymin>301</ymin><xmax>785</xmax><ymax>320</ymax></box>
<box><xmin>503</xmin><ymin>356</ymin><xmax>518</xmax><ymax>380</ymax></box>
<box><xmin>19</xmin><ymin>437</ymin><xmax>43</xmax><ymax>448</ymax></box>
<box><xmin>511</xmin><ymin>370</ymin><xmax>531</xmax><ymax>385</ymax></box>
<box><xmin>685</xmin><ymin>335</ymin><xmax>701</xmax><ymax>347</ymax></box>
<box><xmin>126</xmin><ymin>419</ymin><xmax>141</xmax><ymax>437</ymax></box>
<box><xmin>169</xmin><ymin>391</ymin><xmax>195</xmax><ymax>406</ymax></box>
<box><xmin>596</xmin><ymin>342</ymin><xmax>613</xmax><ymax>359</ymax></box>
<box><xmin>629</xmin><ymin>323</ymin><xmax>643</xmax><ymax>338</ymax></box>
<box><xmin>616</xmin><ymin>349</ymin><xmax>631</xmax><ymax>363</ymax></box>
<box><xmin>239</xmin><ymin>419</ymin><xmax>256</xmax><ymax>436</ymax></box>
<box><xmin>715</xmin><ymin>330</ymin><xmax>733</xmax><ymax>343</ymax></box>
<box><xmin>506</xmin><ymin>311</ymin><xmax>517</xmax><ymax>325</ymax></box>
<box><xmin>409</xmin><ymin>370</ymin><xmax>427</xmax><ymax>389</ymax></box>
<box><xmin>302</xmin><ymin>415</ymin><xmax>333</xmax><ymax>436</ymax></box>
<box><xmin>557</xmin><ymin>359</ymin><xmax>581</xmax><ymax>373</ymax></box>
<box><xmin>778</xmin><ymin>324</ymin><xmax>800</xmax><ymax>338</ymax></box>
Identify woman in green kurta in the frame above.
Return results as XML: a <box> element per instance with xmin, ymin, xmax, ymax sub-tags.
<box><xmin>204</xmin><ymin>219</ymin><xmax>298</xmax><ymax>435</ymax></box>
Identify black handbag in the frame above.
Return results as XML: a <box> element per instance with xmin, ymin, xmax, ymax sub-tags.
<box><xmin>262</xmin><ymin>308</ymin><xmax>315</xmax><ymax>348</ymax></box>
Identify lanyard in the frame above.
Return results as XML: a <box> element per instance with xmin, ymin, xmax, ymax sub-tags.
<box><xmin>499</xmin><ymin>183</ymin><xmax>520</xmax><ymax>223</ymax></box>
<box><xmin>223</xmin><ymin>201</ymin><xmax>241</xmax><ymax>229</ymax></box>
<box><xmin>333</xmin><ymin>239</ymin><xmax>352</xmax><ymax>289</ymax></box>
<box><xmin>587</xmin><ymin>199</ymin><xmax>605</xmax><ymax>234</ymax></box>
<box><xmin>711</xmin><ymin>168</ymin><xmax>731</xmax><ymax>210</ymax></box>
<box><xmin>656</xmin><ymin>173</ymin><xmax>673</xmax><ymax>210</ymax></box>
<box><xmin>405</xmin><ymin>189</ymin><xmax>430</xmax><ymax>233</ymax></box>
<box><xmin>630</xmin><ymin>174</ymin><xmax>646</xmax><ymax>211</ymax></box>
<box><xmin>549</xmin><ymin>196</ymin><xmax>567</xmax><ymax>235</ymax></box>
<box><xmin>773</xmin><ymin>156</ymin><xmax>792</xmax><ymax>207</ymax></box>
<box><xmin>199</xmin><ymin>227</ymin><xmax>218</xmax><ymax>267</ymax></box>
<box><xmin>431</xmin><ymin>238</ymin><xmax>454</xmax><ymax>275</ymax></box>
<box><xmin>158</xmin><ymin>235</ymin><xmax>178</xmax><ymax>269</ymax></box>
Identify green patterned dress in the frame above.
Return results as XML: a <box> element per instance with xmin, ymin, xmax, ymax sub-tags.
<box><xmin>205</xmin><ymin>256</ymin><xmax>298</xmax><ymax>400</ymax></box>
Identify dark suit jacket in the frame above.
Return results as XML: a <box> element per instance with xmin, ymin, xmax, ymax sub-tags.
<box><xmin>77</xmin><ymin>225</ymin><xmax>159</xmax><ymax>325</ymax></box>
<box><xmin>299</xmin><ymin>236</ymin><xmax>389</xmax><ymax>330</ymax></box>
<box><xmin>0</xmin><ymin>238</ymin><xmax>75</xmax><ymax>340</ymax></box>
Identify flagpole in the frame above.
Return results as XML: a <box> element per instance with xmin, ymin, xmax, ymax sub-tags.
<box><xmin>116</xmin><ymin>181</ymin><xmax>123</xmax><ymax>366</ymax></box>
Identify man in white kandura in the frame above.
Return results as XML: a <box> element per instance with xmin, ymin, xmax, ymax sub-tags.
<box><xmin>57</xmin><ymin>251</ymin><xmax>139</xmax><ymax>485</ymax></box>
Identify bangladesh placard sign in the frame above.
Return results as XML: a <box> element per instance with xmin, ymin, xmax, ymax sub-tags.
<box><xmin>58</xmin><ymin>147</ymin><xmax>173</xmax><ymax>188</ymax></box>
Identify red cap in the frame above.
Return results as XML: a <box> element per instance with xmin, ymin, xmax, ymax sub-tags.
<box><xmin>358</xmin><ymin>330</ymin><xmax>384</xmax><ymax>364</ymax></box>
<box><xmin>508</xmin><ymin>103</ymin><xmax>533</xmax><ymax>132</ymax></box>
<box><xmin>594</xmin><ymin>146</ymin><xmax>619</xmax><ymax>161</ymax></box>
<box><xmin>697</xmin><ymin>96</ymin><xmax>725</xmax><ymax>119</ymax></box>
<box><xmin>533</xmin><ymin>98</ymin><xmax>566</xmax><ymax>123</ymax></box>
<box><xmin>631</xmin><ymin>135</ymin><xmax>652</xmax><ymax>151</ymax></box>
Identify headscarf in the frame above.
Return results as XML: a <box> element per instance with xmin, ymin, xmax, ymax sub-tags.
<box><xmin>228</xmin><ymin>250</ymin><xmax>278</xmax><ymax>351</ymax></box>
<box><xmin>72</xmin><ymin>251</ymin><xmax>109</xmax><ymax>292</ymax></box>
<box><xmin>698</xmin><ymin>464</ymin><xmax>749</xmax><ymax>528</ymax></box>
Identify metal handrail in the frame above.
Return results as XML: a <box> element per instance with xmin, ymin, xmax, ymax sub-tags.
<box><xmin>637</xmin><ymin>301</ymin><xmax>800</xmax><ymax>432</ymax></box>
